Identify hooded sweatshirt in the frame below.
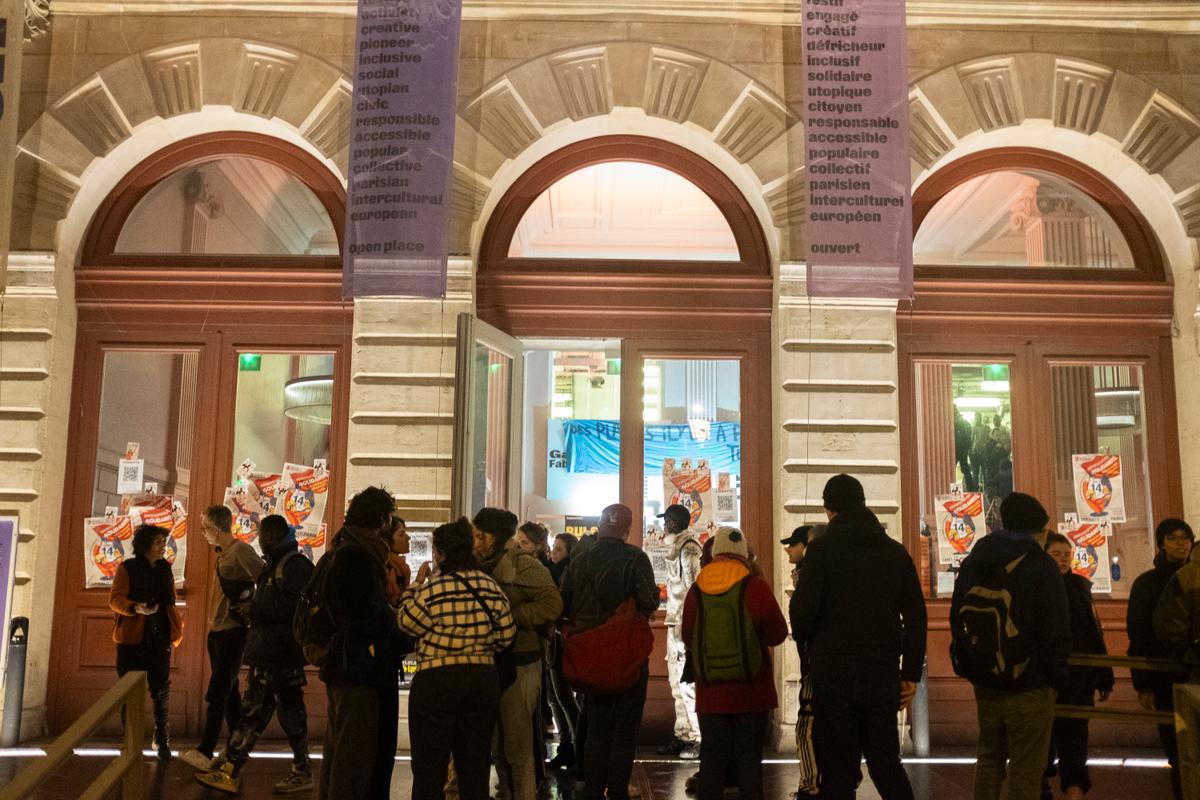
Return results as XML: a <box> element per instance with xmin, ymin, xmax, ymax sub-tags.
<box><xmin>791</xmin><ymin>506</ymin><xmax>927</xmax><ymax>685</ymax></box>
<box><xmin>950</xmin><ymin>529</ymin><xmax>1071</xmax><ymax>693</ymax></box>
<box><xmin>681</xmin><ymin>556</ymin><xmax>787</xmax><ymax>714</ymax></box>
<box><xmin>480</xmin><ymin>537</ymin><xmax>563</xmax><ymax>663</ymax></box>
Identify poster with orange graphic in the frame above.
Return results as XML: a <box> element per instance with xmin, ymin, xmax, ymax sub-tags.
<box><xmin>1059</xmin><ymin>520</ymin><xmax>1112</xmax><ymax>593</ymax></box>
<box><xmin>224</xmin><ymin>487</ymin><xmax>271</xmax><ymax>553</ymax></box>
<box><xmin>281</xmin><ymin>463</ymin><xmax>330</xmax><ymax>562</ymax></box>
<box><xmin>662</xmin><ymin>457</ymin><xmax>714</xmax><ymax>529</ymax></box>
<box><xmin>934</xmin><ymin>492</ymin><xmax>984</xmax><ymax>565</ymax></box>
<box><xmin>127</xmin><ymin>494</ymin><xmax>188</xmax><ymax>585</ymax></box>
<box><xmin>1072</xmin><ymin>454</ymin><xmax>1126</xmax><ymax>524</ymax></box>
<box><xmin>83</xmin><ymin>514</ymin><xmax>135</xmax><ymax>588</ymax></box>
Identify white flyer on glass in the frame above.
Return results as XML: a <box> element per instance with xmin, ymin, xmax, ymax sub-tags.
<box><xmin>1072</xmin><ymin>454</ymin><xmax>1126</xmax><ymax>524</ymax></box>
<box><xmin>933</xmin><ymin>492</ymin><xmax>985</xmax><ymax>565</ymax></box>
<box><xmin>281</xmin><ymin>462</ymin><xmax>331</xmax><ymax>562</ymax></box>
<box><xmin>1059</xmin><ymin>520</ymin><xmax>1112</xmax><ymax>593</ymax></box>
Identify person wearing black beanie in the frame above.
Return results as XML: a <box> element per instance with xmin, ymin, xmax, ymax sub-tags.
<box><xmin>950</xmin><ymin>491</ymin><xmax>1070</xmax><ymax>800</ymax></box>
<box><xmin>821</xmin><ymin>474</ymin><xmax>866</xmax><ymax>514</ymax></box>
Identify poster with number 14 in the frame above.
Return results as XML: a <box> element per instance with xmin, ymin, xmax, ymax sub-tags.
<box><xmin>1072</xmin><ymin>454</ymin><xmax>1126</xmax><ymax>524</ymax></box>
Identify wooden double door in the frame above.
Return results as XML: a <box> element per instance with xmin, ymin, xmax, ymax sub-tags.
<box><xmin>47</xmin><ymin>325</ymin><xmax>349</xmax><ymax>737</ymax></box>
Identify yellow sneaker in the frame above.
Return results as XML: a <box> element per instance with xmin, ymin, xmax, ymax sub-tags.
<box><xmin>195</xmin><ymin>762</ymin><xmax>240</xmax><ymax>795</ymax></box>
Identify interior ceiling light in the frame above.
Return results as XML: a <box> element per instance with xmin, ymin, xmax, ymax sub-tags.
<box><xmin>953</xmin><ymin>396</ymin><xmax>1003</xmax><ymax>409</ymax></box>
<box><xmin>284</xmin><ymin>375</ymin><xmax>334</xmax><ymax>425</ymax></box>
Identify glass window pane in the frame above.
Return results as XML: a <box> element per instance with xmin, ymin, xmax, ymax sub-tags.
<box><xmin>641</xmin><ymin>358</ymin><xmax>742</xmax><ymax>537</ymax></box>
<box><xmin>914</xmin><ymin>169</ymin><xmax>1135</xmax><ymax>269</ymax></box>
<box><xmin>470</xmin><ymin>344</ymin><xmax>514</xmax><ymax>512</ymax></box>
<box><xmin>914</xmin><ymin>362</ymin><xmax>1014</xmax><ymax>597</ymax></box>
<box><xmin>1050</xmin><ymin>364</ymin><xmax>1152</xmax><ymax>598</ymax></box>
<box><xmin>508</xmin><ymin>162</ymin><xmax>739</xmax><ymax>262</ymax></box>
<box><xmin>521</xmin><ymin>343</ymin><xmax>620</xmax><ymax>537</ymax></box>
<box><xmin>231</xmin><ymin>352</ymin><xmax>334</xmax><ymax>484</ymax></box>
<box><xmin>115</xmin><ymin>157</ymin><xmax>337</xmax><ymax>256</ymax></box>
<box><xmin>93</xmin><ymin>351</ymin><xmax>199</xmax><ymax>514</ymax></box>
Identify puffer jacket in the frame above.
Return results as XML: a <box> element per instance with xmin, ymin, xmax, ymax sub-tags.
<box><xmin>481</xmin><ymin>537</ymin><xmax>563</xmax><ymax>664</ymax></box>
<box><xmin>244</xmin><ymin>538</ymin><xmax>312</xmax><ymax>670</ymax></box>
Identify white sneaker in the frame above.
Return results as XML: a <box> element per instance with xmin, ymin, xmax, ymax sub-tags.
<box><xmin>180</xmin><ymin>748</ymin><xmax>217</xmax><ymax>771</ymax></box>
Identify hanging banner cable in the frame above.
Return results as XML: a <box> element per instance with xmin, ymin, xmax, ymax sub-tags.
<box><xmin>343</xmin><ymin>0</ymin><xmax>464</xmax><ymax>299</ymax></box>
<box><xmin>800</xmin><ymin>0</ymin><xmax>913</xmax><ymax>299</ymax></box>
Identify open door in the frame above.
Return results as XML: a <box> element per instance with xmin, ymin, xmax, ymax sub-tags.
<box><xmin>452</xmin><ymin>313</ymin><xmax>524</xmax><ymax>518</ymax></box>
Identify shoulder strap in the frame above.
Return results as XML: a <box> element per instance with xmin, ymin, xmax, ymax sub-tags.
<box><xmin>271</xmin><ymin>550</ymin><xmax>303</xmax><ymax>590</ymax></box>
<box><xmin>450</xmin><ymin>571</ymin><xmax>500</xmax><ymax>628</ymax></box>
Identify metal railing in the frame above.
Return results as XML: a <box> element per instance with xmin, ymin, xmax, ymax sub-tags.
<box><xmin>1052</xmin><ymin>653</ymin><xmax>1179</xmax><ymax>725</ymax></box>
<box><xmin>0</xmin><ymin>670</ymin><xmax>147</xmax><ymax>800</ymax></box>
<box><xmin>1177</xmin><ymin>683</ymin><xmax>1199</xmax><ymax>800</ymax></box>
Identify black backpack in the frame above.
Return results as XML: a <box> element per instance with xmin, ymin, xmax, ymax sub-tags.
<box><xmin>293</xmin><ymin>549</ymin><xmax>338</xmax><ymax>666</ymax></box>
<box><xmin>951</xmin><ymin>553</ymin><xmax>1034</xmax><ymax>687</ymax></box>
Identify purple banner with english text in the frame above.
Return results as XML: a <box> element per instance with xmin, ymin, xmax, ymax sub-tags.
<box><xmin>344</xmin><ymin>0</ymin><xmax>463</xmax><ymax>298</ymax></box>
<box><xmin>801</xmin><ymin>0</ymin><xmax>913</xmax><ymax>299</ymax></box>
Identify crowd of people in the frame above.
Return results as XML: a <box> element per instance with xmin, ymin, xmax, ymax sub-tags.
<box><xmin>105</xmin><ymin>474</ymin><xmax>1200</xmax><ymax>799</ymax></box>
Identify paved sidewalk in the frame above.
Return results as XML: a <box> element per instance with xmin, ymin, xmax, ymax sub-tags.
<box><xmin>0</xmin><ymin>746</ymin><xmax>1175</xmax><ymax>799</ymax></box>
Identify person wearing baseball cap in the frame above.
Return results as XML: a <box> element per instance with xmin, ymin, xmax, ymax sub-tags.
<box><xmin>656</xmin><ymin>504</ymin><xmax>703</xmax><ymax>759</ymax></box>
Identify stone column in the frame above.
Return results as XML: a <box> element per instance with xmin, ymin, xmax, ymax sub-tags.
<box><xmin>773</xmin><ymin>263</ymin><xmax>903</xmax><ymax>748</ymax></box>
<box><xmin>0</xmin><ymin>252</ymin><xmax>71</xmax><ymax>739</ymax></box>
<box><xmin>342</xmin><ymin>259</ymin><xmax>473</xmax><ymax>750</ymax></box>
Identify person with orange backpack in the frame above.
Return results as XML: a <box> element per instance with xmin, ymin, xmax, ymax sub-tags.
<box><xmin>681</xmin><ymin>526</ymin><xmax>788</xmax><ymax>800</ymax></box>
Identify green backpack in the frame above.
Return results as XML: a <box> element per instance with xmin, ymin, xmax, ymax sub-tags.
<box><xmin>691</xmin><ymin>576</ymin><xmax>762</xmax><ymax>683</ymax></box>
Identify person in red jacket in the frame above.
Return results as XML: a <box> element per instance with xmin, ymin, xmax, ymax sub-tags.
<box><xmin>681</xmin><ymin>526</ymin><xmax>788</xmax><ymax>800</ymax></box>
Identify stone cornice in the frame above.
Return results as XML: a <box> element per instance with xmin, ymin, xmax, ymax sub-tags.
<box><xmin>43</xmin><ymin>0</ymin><xmax>1200</xmax><ymax>32</ymax></box>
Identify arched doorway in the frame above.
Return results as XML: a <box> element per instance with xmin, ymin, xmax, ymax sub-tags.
<box><xmin>472</xmin><ymin>135</ymin><xmax>774</xmax><ymax>739</ymax></box>
<box><xmin>47</xmin><ymin>132</ymin><xmax>352</xmax><ymax>737</ymax></box>
<box><xmin>901</xmin><ymin>147</ymin><xmax>1181</xmax><ymax>744</ymax></box>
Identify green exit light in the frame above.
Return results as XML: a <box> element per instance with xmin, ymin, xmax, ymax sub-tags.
<box><xmin>607</xmin><ymin>359</ymin><xmax>621</xmax><ymax>376</ymax></box>
<box><xmin>239</xmin><ymin>353</ymin><xmax>262</xmax><ymax>372</ymax></box>
<box><xmin>983</xmin><ymin>364</ymin><xmax>1009</xmax><ymax>381</ymax></box>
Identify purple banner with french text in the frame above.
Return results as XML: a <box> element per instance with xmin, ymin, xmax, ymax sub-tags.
<box><xmin>801</xmin><ymin>0</ymin><xmax>913</xmax><ymax>299</ymax></box>
<box><xmin>0</xmin><ymin>516</ymin><xmax>16</xmax><ymax>667</ymax></box>
<box><xmin>344</xmin><ymin>0</ymin><xmax>463</xmax><ymax>298</ymax></box>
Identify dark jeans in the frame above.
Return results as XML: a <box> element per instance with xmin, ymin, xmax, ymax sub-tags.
<box><xmin>1153</xmin><ymin>684</ymin><xmax>1184</xmax><ymax>800</ymax></box>
<box><xmin>367</xmin><ymin>680</ymin><xmax>400</xmax><ymax>799</ymax></box>
<box><xmin>409</xmin><ymin>665</ymin><xmax>500</xmax><ymax>800</ymax></box>
<box><xmin>1043</xmin><ymin>716</ymin><xmax>1090</xmax><ymax>794</ymax></box>
<box><xmin>697</xmin><ymin>712</ymin><xmax>768</xmax><ymax>800</ymax></box>
<box><xmin>116</xmin><ymin>642</ymin><xmax>171</xmax><ymax>744</ymax></box>
<box><xmin>200</xmin><ymin>627</ymin><xmax>247</xmax><ymax>757</ymax></box>
<box><xmin>225</xmin><ymin>666</ymin><xmax>309</xmax><ymax>775</ymax></box>
<box><xmin>581</xmin><ymin>666</ymin><xmax>648</xmax><ymax>800</ymax></box>
<box><xmin>549</xmin><ymin>658</ymin><xmax>580</xmax><ymax>760</ymax></box>
<box><xmin>321</xmin><ymin>684</ymin><xmax>381</xmax><ymax>800</ymax></box>
<box><xmin>813</xmin><ymin>675</ymin><xmax>914</xmax><ymax>800</ymax></box>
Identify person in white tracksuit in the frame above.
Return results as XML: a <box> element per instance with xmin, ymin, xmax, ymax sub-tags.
<box><xmin>657</xmin><ymin>504</ymin><xmax>704</xmax><ymax>759</ymax></box>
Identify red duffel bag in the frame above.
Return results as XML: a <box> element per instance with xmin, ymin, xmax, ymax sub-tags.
<box><xmin>561</xmin><ymin>598</ymin><xmax>654</xmax><ymax>695</ymax></box>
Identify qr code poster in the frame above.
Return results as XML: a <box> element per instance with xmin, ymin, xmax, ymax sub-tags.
<box><xmin>403</xmin><ymin>531</ymin><xmax>432</xmax><ymax>574</ymax></box>
<box><xmin>1072</xmin><ymin>455</ymin><xmax>1126</xmax><ymax>524</ymax></box>
<box><xmin>1059</xmin><ymin>521</ymin><xmax>1113</xmax><ymax>593</ymax></box>
<box><xmin>642</xmin><ymin>529</ymin><xmax>672</xmax><ymax>607</ymax></box>
<box><xmin>933</xmin><ymin>493</ymin><xmax>985</xmax><ymax>565</ymax></box>
<box><xmin>116</xmin><ymin>458</ymin><xmax>145</xmax><ymax>495</ymax></box>
<box><xmin>662</xmin><ymin>458</ymin><xmax>715</xmax><ymax>529</ymax></box>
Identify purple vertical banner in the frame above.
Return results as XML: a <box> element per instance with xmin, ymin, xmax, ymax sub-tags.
<box><xmin>0</xmin><ymin>516</ymin><xmax>16</xmax><ymax>667</ymax></box>
<box><xmin>801</xmin><ymin>0</ymin><xmax>913</xmax><ymax>299</ymax></box>
<box><xmin>344</xmin><ymin>0</ymin><xmax>464</xmax><ymax>298</ymax></box>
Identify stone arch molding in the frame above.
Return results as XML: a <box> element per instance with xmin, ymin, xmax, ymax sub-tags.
<box><xmin>451</xmin><ymin>42</ymin><xmax>806</xmax><ymax>260</ymax></box>
<box><xmin>14</xmin><ymin>37</ymin><xmax>353</xmax><ymax>251</ymax></box>
<box><xmin>907</xmin><ymin>52</ymin><xmax>1200</xmax><ymax>246</ymax></box>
